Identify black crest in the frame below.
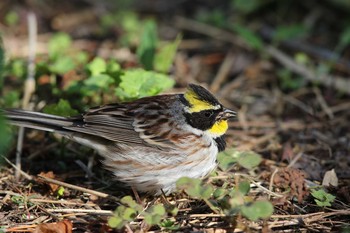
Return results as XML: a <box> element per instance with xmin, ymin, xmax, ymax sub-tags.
<box><xmin>188</xmin><ymin>84</ymin><xmax>220</xmax><ymax>106</ymax></box>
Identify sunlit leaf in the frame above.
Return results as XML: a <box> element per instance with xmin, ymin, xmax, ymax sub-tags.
<box><xmin>115</xmin><ymin>69</ymin><xmax>174</xmax><ymax>101</ymax></box>
<box><xmin>154</xmin><ymin>35</ymin><xmax>182</xmax><ymax>73</ymax></box>
<box><xmin>87</xmin><ymin>57</ymin><xmax>107</xmax><ymax>76</ymax></box>
<box><xmin>49</xmin><ymin>56</ymin><xmax>76</xmax><ymax>74</ymax></box>
<box><xmin>232</xmin><ymin>24</ymin><xmax>263</xmax><ymax>50</ymax></box>
<box><xmin>43</xmin><ymin>99</ymin><xmax>78</xmax><ymax>117</ymax></box>
<box><xmin>238</xmin><ymin>181</ymin><xmax>251</xmax><ymax>195</ymax></box>
<box><xmin>236</xmin><ymin>151</ymin><xmax>262</xmax><ymax>169</ymax></box>
<box><xmin>136</xmin><ymin>19</ymin><xmax>157</xmax><ymax>70</ymax></box>
<box><xmin>241</xmin><ymin>200</ymin><xmax>274</xmax><ymax>221</ymax></box>
<box><xmin>48</xmin><ymin>33</ymin><xmax>72</xmax><ymax>58</ymax></box>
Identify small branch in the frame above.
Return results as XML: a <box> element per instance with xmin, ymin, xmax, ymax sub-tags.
<box><xmin>16</xmin><ymin>12</ymin><xmax>37</xmax><ymax>180</ymax></box>
<box><xmin>37</xmin><ymin>174</ymin><xmax>119</xmax><ymax>201</ymax></box>
<box><xmin>265</xmin><ymin>46</ymin><xmax>350</xmax><ymax>95</ymax></box>
<box><xmin>210</xmin><ymin>50</ymin><xmax>236</xmax><ymax>93</ymax></box>
<box><xmin>175</xmin><ymin>16</ymin><xmax>350</xmax><ymax>95</ymax></box>
<box><xmin>45</xmin><ymin>208</ymin><xmax>113</xmax><ymax>215</ymax></box>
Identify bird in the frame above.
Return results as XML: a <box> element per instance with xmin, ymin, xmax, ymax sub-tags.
<box><xmin>3</xmin><ymin>84</ymin><xmax>236</xmax><ymax>194</ymax></box>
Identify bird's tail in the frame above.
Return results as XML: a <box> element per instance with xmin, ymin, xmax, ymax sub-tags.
<box><xmin>2</xmin><ymin>109</ymin><xmax>75</xmax><ymax>133</ymax></box>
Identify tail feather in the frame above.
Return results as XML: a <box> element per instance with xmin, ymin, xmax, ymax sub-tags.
<box><xmin>2</xmin><ymin>109</ymin><xmax>75</xmax><ymax>133</ymax></box>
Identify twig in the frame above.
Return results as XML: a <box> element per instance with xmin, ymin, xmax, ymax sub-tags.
<box><xmin>313</xmin><ymin>87</ymin><xmax>334</xmax><ymax>119</ymax></box>
<box><xmin>45</xmin><ymin>208</ymin><xmax>113</xmax><ymax>215</ymax></box>
<box><xmin>37</xmin><ymin>174</ymin><xmax>119</xmax><ymax>201</ymax></box>
<box><xmin>175</xmin><ymin>16</ymin><xmax>350</xmax><ymax>94</ymax></box>
<box><xmin>210</xmin><ymin>50</ymin><xmax>236</xmax><ymax>93</ymax></box>
<box><xmin>265</xmin><ymin>46</ymin><xmax>350</xmax><ymax>95</ymax></box>
<box><xmin>2</xmin><ymin>155</ymin><xmax>33</xmax><ymax>180</ymax></box>
<box><xmin>269</xmin><ymin>168</ymin><xmax>279</xmax><ymax>200</ymax></box>
<box><xmin>284</xmin><ymin>95</ymin><xmax>314</xmax><ymax>116</ymax></box>
<box><xmin>287</xmin><ymin>152</ymin><xmax>303</xmax><ymax>168</ymax></box>
<box><xmin>15</xmin><ymin>12</ymin><xmax>37</xmax><ymax>180</ymax></box>
<box><xmin>29</xmin><ymin>198</ymin><xmax>97</xmax><ymax>206</ymax></box>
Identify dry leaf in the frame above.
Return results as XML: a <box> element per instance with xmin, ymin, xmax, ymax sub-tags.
<box><xmin>322</xmin><ymin>169</ymin><xmax>338</xmax><ymax>187</ymax></box>
<box><xmin>34</xmin><ymin>220</ymin><xmax>72</xmax><ymax>233</ymax></box>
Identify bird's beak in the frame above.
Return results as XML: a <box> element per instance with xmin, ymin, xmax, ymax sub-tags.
<box><xmin>220</xmin><ymin>108</ymin><xmax>236</xmax><ymax>120</ymax></box>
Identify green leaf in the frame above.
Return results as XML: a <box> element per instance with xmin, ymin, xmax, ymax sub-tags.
<box><xmin>176</xmin><ymin>177</ymin><xmax>201</xmax><ymax>190</ymax></box>
<box><xmin>236</xmin><ymin>151</ymin><xmax>262</xmax><ymax>169</ymax></box>
<box><xmin>154</xmin><ymin>35</ymin><xmax>182</xmax><ymax>73</ymax></box>
<box><xmin>0</xmin><ymin>37</ymin><xmax>4</xmax><ymax>91</ymax></box>
<box><xmin>1</xmin><ymin>90</ymin><xmax>20</xmax><ymax>108</ymax></box>
<box><xmin>160</xmin><ymin>219</ymin><xmax>180</xmax><ymax>230</ymax></box>
<box><xmin>49</xmin><ymin>56</ymin><xmax>76</xmax><ymax>74</ymax></box>
<box><xmin>311</xmin><ymin>189</ymin><xmax>336</xmax><ymax>207</ymax></box>
<box><xmin>232</xmin><ymin>0</ymin><xmax>263</xmax><ymax>14</ymax></box>
<box><xmin>56</xmin><ymin>186</ymin><xmax>65</xmax><ymax>197</ymax></box>
<box><xmin>176</xmin><ymin>177</ymin><xmax>213</xmax><ymax>199</ymax></box>
<box><xmin>122</xmin><ymin>207</ymin><xmax>137</xmax><ymax>221</ymax></box>
<box><xmin>337</xmin><ymin>26</ymin><xmax>350</xmax><ymax>52</ymax></box>
<box><xmin>107</xmin><ymin>59</ymin><xmax>121</xmax><ymax>77</ymax></box>
<box><xmin>9</xmin><ymin>59</ymin><xmax>26</xmax><ymax>78</ymax></box>
<box><xmin>0</xmin><ymin>114</ymin><xmax>13</xmax><ymax>156</ymax></box>
<box><xmin>115</xmin><ymin>69</ymin><xmax>174</xmax><ymax>101</ymax></box>
<box><xmin>238</xmin><ymin>181</ymin><xmax>251</xmax><ymax>195</ymax></box>
<box><xmin>120</xmin><ymin>196</ymin><xmax>142</xmax><ymax>211</ymax></box>
<box><xmin>232</xmin><ymin>25</ymin><xmax>263</xmax><ymax>50</ymax></box>
<box><xmin>5</xmin><ymin>11</ymin><xmax>19</xmax><ymax>26</ymax></box>
<box><xmin>213</xmin><ymin>187</ymin><xmax>228</xmax><ymax>199</ymax></box>
<box><xmin>152</xmin><ymin>204</ymin><xmax>166</xmax><ymax>215</ymax></box>
<box><xmin>43</xmin><ymin>99</ymin><xmax>79</xmax><ymax>117</ymax></box>
<box><xmin>84</xmin><ymin>74</ymin><xmax>114</xmax><ymax>90</ymax></box>
<box><xmin>48</xmin><ymin>33</ymin><xmax>72</xmax><ymax>58</ymax></box>
<box><xmin>241</xmin><ymin>200</ymin><xmax>274</xmax><ymax>221</ymax></box>
<box><xmin>136</xmin><ymin>19</ymin><xmax>157</xmax><ymax>70</ymax></box>
<box><xmin>87</xmin><ymin>57</ymin><xmax>107</xmax><ymax>76</ymax></box>
<box><xmin>273</xmin><ymin>24</ymin><xmax>307</xmax><ymax>43</ymax></box>
<box><xmin>217</xmin><ymin>149</ymin><xmax>238</xmax><ymax>171</ymax></box>
<box><xmin>108</xmin><ymin>216</ymin><xmax>124</xmax><ymax>229</ymax></box>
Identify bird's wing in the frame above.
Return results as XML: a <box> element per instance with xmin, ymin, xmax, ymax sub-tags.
<box><xmin>64</xmin><ymin>103</ymin><xmax>146</xmax><ymax>145</ymax></box>
<box><xmin>64</xmin><ymin>98</ymin><xmax>179</xmax><ymax>150</ymax></box>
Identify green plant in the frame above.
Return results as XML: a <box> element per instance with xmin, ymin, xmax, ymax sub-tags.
<box><xmin>108</xmin><ymin>196</ymin><xmax>171</xmax><ymax>230</ymax></box>
<box><xmin>115</xmin><ymin>69</ymin><xmax>175</xmax><ymax>101</ymax></box>
<box><xmin>176</xmin><ymin>177</ymin><xmax>273</xmax><ymax>221</ymax></box>
<box><xmin>311</xmin><ymin>188</ymin><xmax>336</xmax><ymax>207</ymax></box>
<box><xmin>0</xmin><ymin>114</ymin><xmax>13</xmax><ymax>157</ymax></box>
<box><xmin>217</xmin><ymin>148</ymin><xmax>262</xmax><ymax>171</ymax></box>
<box><xmin>43</xmin><ymin>99</ymin><xmax>79</xmax><ymax>117</ymax></box>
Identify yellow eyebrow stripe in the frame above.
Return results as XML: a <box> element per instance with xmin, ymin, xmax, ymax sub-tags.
<box><xmin>184</xmin><ymin>90</ymin><xmax>219</xmax><ymax>113</ymax></box>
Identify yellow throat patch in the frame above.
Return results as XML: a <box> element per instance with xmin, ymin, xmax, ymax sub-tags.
<box><xmin>184</xmin><ymin>89</ymin><xmax>218</xmax><ymax>113</ymax></box>
<box><xmin>208</xmin><ymin>120</ymin><xmax>228</xmax><ymax>136</ymax></box>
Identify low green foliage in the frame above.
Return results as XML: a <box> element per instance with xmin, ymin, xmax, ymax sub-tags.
<box><xmin>137</xmin><ymin>19</ymin><xmax>158</xmax><ymax>70</ymax></box>
<box><xmin>232</xmin><ymin>24</ymin><xmax>263</xmax><ymax>50</ymax></box>
<box><xmin>0</xmin><ymin>114</ymin><xmax>13</xmax><ymax>158</ymax></box>
<box><xmin>43</xmin><ymin>99</ymin><xmax>79</xmax><ymax>117</ymax></box>
<box><xmin>159</xmin><ymin>219</ymin><xmax>180</xmax><ymax>231</ymax></box>
<box><xmin>241</xmin><ymin>200</ymin><xmax>274</xmax><ymax>221</ymax></box>
<box><xmin>176</xmin><ymin>177</ymin><xmax>214</xmax><ymax>199</ymax></box>
<box><xmin>176</xmin><ymin>176</ymin><xmax>273</xmax><ymax>221</ymax></box>
<box><xmin>154</xmin><ymin>35</ymin><xmax>182</xmax><ymax>73</ymax></box>
<box><xmin>277</xmin><ymin>68</ymin><xmax>305</xmax><ymax>90</ymax></box>
<box><xmin>311</xmin><ymin>188</ymin><xmax>336</xmax><ymax>207</ymax></box>
<box><xmin>0</xmin><ymin>37</ymin><xmax>4</xmax><ymax>91</ymax></box>
<box><xmin>115</xmin><ymin>69</ymin><xmax>175</xmax><ymax>101</ymax></box>
<box><xmin>217</xmin><ymin>148</ymin><xmax>262</xmax><ymax>171</ymax></box>
<box><xmin>273</xmin><ymin>24</ymin><xmax>307</xmax><ymax>43</ymax></box>
<box><xmin>5</xmin><ymin>11</ymin><xmax>19</xmax><ymax>26</ymax></box>
<box><xmin>108</xmin><ymin>195</ymin><xmax>175</xmax><ymax>230</ymax></box>
<box><xmin>231</xmin><ymin>0</ymin><xmax>265</xmax><ymax>14</ymax></box>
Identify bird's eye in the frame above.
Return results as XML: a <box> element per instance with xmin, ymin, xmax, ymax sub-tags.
<box><xmin>204</xmin><ymin>111</ymin><xmax>213</xmax><ymax>117</ymax></box>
